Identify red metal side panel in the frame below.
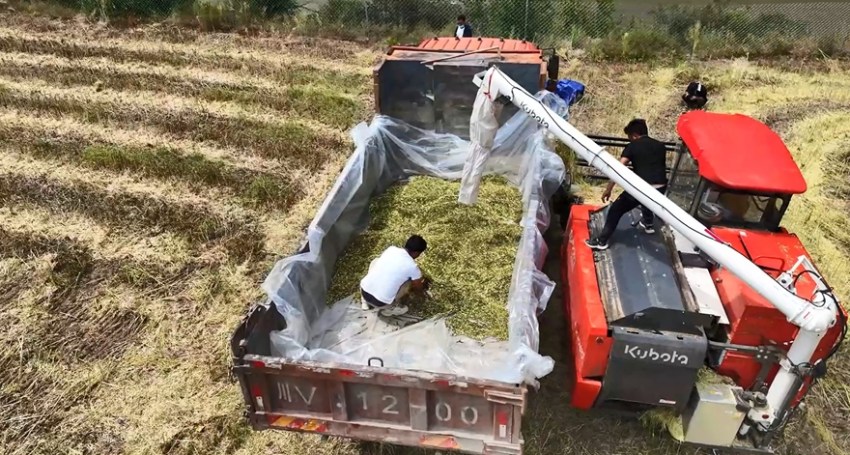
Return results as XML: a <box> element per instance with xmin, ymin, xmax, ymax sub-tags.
<box><xmin>563</xmin><ymin>205</ymin><xmax>611</xmax><ymax>410</ymax></box>
<box><xmin>710</xmin><ymin>228</ymin><xmax>846</xmax><ymax>404</ymax></box>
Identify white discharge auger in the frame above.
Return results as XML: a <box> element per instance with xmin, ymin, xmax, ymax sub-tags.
<box><xmin>462</xmin><ymin>66</ymin><xmax>839</xmax><ymax>430</ymax></box>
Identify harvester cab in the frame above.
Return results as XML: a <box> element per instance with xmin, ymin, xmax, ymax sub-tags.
<box><xmin>668</xmin><ymin>110</ymin><xmax>805</xmax><ymax>235</ymax></box>
<box><xmin>467</xmin><ymin>66</ymin><xmax>846</xmax><ymax>452</ymax></box>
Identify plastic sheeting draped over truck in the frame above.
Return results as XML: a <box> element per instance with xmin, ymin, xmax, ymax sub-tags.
<box><xmin>260</xmin><ymin>92</ymin><xmax>566</xmax><ymax>386</ymax></box>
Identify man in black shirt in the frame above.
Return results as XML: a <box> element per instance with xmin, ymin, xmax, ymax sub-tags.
<box><xmin>683</xmin><ymin>81</ymin><xmax>708</xmax><ymax>110</ymax></box>
<box><xmin>586</xmin><ymin>119</ymin><xmax>668</xmax><ymax>251</ymax></box>
<box><xmin>455</xmin><ymin>15</ymin><xmax>473</xmax><ymax>38</ymax></box>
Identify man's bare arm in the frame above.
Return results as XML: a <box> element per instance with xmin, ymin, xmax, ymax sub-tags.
<box><xmin>602</xmin><ymin>156</ymin><xmax>630</xmax><ymax>202</ymax></box>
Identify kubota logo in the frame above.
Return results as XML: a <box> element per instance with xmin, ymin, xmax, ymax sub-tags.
<box><xmin>624</xmin><ymin>344</ymin><xmax>689</xmax><ymax>365</ymax></box>
<box><xmin>520</xmin><ymin>102</ymin><xmax>549</xmax><ymax>128</ymax></box>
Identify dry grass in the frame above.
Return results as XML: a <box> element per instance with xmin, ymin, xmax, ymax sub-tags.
<box><xmin>0</xmin><ymin>122</ymin><xmax>302</xmax><ymax>210</ymax></box>
<box><xmin>0</xmin><ymin>150</ymin><xmax>266</xmax><ymax>262</ymax></box>
<box><xmin>0</xmin><ymin>11</ymin><xmax>848</xmax><ymax>455</ymax></box>
<box><xmin>0</xmin><ymin>78</ymin><xmax>346</xmax><ymax>171</ymax></box>
<box><xmin>0</xmin><ymin>52</ymin><xmax>364</xmax><ymax>129</ymax></box>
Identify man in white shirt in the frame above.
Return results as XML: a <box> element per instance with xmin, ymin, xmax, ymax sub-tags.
<box><xmin>455</xmin><ymin>15</ymin><xmax>473</xmax><ymax>38</ymax></box>
<box><xmin>359</xmin><ymin>235</ymin><xmax>430</xmax><ymax>316</ymax></box>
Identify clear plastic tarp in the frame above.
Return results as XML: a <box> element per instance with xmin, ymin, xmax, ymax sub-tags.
<box><xmin>262</xmin><ymin>91</ymin><xmax>568</xmax><ymax>386</ymax></box>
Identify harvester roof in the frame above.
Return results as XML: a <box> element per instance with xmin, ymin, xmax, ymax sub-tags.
<box><xmin>676</xmin><ymin>111</ymin><xmax>807</xmax><ymax>195</ymax></box>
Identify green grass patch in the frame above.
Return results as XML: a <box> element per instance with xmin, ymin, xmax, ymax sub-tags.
<box><xmin>81</xmin><ymin>145</ymin><xmax>301</xmax><ymax>209</ymax></box>
<box><xmin>201</xmin><ymin>85</ymin><xmax>362</xmax><ymax>129</ymax></box>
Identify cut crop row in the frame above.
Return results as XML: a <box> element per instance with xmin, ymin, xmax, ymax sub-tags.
<box><xmin>0</xmin><ymin>107</ymin><xmax>283</xmax><ymax>172</ymax></box>
<box><xmin>0</xmin><ymin>84</ymin><xmax>344</xmax><ymax>171</ymax></box>
<box><xmin>0</xmin><ymin>34</ymin><xmax>369</xmax><ymax>94</ymax></box>
<box><xmin>0</xmin><ymin>172</ymin><xmax>265</xmax><ymax>261</ymax></box>
<box><xmin>0</xmin><ymin>123</ymin><xmax>302</xmax><ymax>210</ymax></box>
<box><xmin>0</xmin><ymin>355</ymin><xmax>110</xmax><ymax>455</ymax></box>
<box><xmin>0</xmin><ymin>57</ymin><xmax>363</xmax><ymax>129</ymax></box>
<box><xmin>0</xmin><ymin>219</ymin><xmax>205</xmax><ymax>291</ymax></box>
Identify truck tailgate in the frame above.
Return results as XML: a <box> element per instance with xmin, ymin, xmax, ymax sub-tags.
<box><xmin>233</xmin><ymin>355</ymin><xmax>526</xmax><ymax>455</ymax></box>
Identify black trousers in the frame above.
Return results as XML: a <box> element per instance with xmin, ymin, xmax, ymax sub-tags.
<box><xmin>361</xmin><ymin>289</ymin><xmax>389</xmax><ymax>308</ymax></box>
<box><xmin>597</xmin><ymin>186</ymin><xmax>666</xmax><ymax>243</ymax></box>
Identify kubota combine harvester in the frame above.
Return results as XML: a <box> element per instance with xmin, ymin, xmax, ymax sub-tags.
<box><xmin>470</xmin><ymin>66</ymin><xmax>846</xmax><ymax>451</ymax></box>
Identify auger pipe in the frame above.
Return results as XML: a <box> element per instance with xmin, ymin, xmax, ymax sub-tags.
<box><xmin>473</xmin><ymin>66</ymin><xmax>836</xmax><ymax>335</ymax></box>
<box><xmin>472</xmin><ymin>67</ymin><xmax>839</xmax><ymax>419</ymax></box>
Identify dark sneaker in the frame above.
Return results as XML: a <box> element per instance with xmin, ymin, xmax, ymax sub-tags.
<box><xmin>638</xmin><ymin>221</ymin><xmax>656</xmax><ymax>234</ymax></box>
<box><xmin>585</xmin><ymin>238</ymin><xmax>609</xmax><ymax>251</ymax></box>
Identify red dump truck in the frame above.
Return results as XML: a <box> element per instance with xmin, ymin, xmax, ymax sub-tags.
<box><xmin>230</xmin><ymin>38</ymin><xmax>563</xmax><ymax>455</ymax></box>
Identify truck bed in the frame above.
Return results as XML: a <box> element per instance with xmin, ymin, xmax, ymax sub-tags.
<box><xmin>229</xmin><ymin>112</ymin><xmax>566</xmax><ymax>455</ymax></box>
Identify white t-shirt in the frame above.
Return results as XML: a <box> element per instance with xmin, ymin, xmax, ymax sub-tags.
<box><xmin>456</xmin><ymin>25</ymin><xmax>466</xmax><ymax>38</ymax></box>
<box><xmin>359</xmin><ymin>246</ymin><xmax>422</xmax><ymax>304</ymax></box>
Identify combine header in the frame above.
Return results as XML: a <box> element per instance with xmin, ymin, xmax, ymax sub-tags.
<box><xmin>469</xmin><ymin>66</ymin><xmax>845</xmax><ymax>450</ymax></box>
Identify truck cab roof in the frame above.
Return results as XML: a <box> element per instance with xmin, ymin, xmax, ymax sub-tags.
<box><xmin>676</xmin><ymin>111</ymin><xmax>807</xmax><ymax>195</ymax></box>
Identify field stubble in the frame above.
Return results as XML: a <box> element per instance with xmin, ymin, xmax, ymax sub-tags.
<box><xmin>0</xmin><ymin>12</ymin><xmax>849</xmax><ymax>455</ymax></box>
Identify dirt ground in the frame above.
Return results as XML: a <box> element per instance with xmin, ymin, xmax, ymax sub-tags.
<box><xmin>0</xmin><ymin>11</ymin><xmax>849</xmax><ymax>455</ymax></box>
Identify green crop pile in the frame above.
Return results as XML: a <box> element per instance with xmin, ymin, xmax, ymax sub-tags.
<box><xmin>326</xmin><ymin>175</ymin><xmax>523</xmax><ymax>341</ymax></box>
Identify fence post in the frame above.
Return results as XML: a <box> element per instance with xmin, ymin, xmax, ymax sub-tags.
<box><xmin>524</xmin><ymin>0</ymin><xmax>530</xmax><ymax>41</ymax></box>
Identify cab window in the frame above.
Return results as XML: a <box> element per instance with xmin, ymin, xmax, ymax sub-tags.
<box><xmin>699</xmin><ymin>186</ymin><xmax>789</xmax><ymax>231</ymax></box>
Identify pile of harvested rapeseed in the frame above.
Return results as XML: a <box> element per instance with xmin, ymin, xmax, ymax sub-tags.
<box><xmin>639</xmin><ymin>368</ymin><xmax>735</xmax><ymax>441</ymax></box>
<box><xmin>326</xmin><ymin>175</ymin><xmax>523</xmax><ymax>341</ymax></box>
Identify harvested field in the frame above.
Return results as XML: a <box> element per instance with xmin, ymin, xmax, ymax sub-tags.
<box><xmin>1</xmin><ymin>11</ymin><xmax>849</xmax><ymax>455</ymax></box>
<box><xmin>327</xmin><ymin>176</ymin><xmax>522</xmax><ymax>340</ymax></box>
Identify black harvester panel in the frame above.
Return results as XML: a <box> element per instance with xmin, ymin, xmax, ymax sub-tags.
<box><xmin>589</xmin><ymin>207</ymin><xmax>711</xmax><ymax>410</ymax></box>
<box><xmin>599</xmin><ymin>326</ymin><xmax>707</xmax><ymax>411</ymax></box>
<box><xmin>589</xmin><ymin>207</ymin><xmax>713</xmax><ymax>334</ymax></box>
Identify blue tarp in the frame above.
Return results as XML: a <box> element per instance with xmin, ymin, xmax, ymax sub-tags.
<box><xmin>555</xmin><ymin>79</ymin><xmax>585</xmax><ymax>106</ymax></box>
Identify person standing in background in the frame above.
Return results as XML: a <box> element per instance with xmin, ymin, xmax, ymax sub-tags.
<box><xmin>456</xmin><ymin>15</ymin><xmax>473</xmax><ymax>38</ymax></box>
